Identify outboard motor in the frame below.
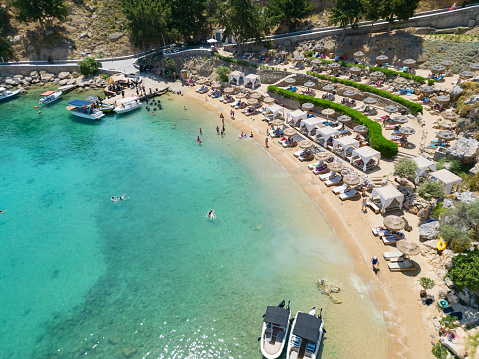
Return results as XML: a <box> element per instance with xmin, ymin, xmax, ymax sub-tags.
<box><xmin>278</xmin><ymin>300</ymin><xmax>285</xmax><ymax>308</ymax></box>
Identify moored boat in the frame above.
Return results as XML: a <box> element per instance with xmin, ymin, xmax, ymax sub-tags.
<box><xmin>0</xmin><ymin>87</ymin><xmax>21</xmax><ymax>102</ymax></box>
<box><xmin>39</xmin><ymin>90</ymin><xmax>62</xmax><ymax>105</ymax></box>
<box><xmin>95</xmin><ymin>103</ymin><xmax>114</xmax><ymax>113</ymax></box>
<box><xmin>286</xmin><ymin>308</ymin><xmax>324</xmax><ymax>359</ymax></box>
<box><xmin>113</xmin><ymin>96</ymin><xmax>141</xmax><ymax>114</ymax></box>
<box><xmin>66</xmin><ymin>99</ymin><xmax>105</xmax><ymax>120</ymax></box>
<box><xmin>261</xmin><ymin>301</ymin><xmax>291</xmax><ymax>359</ymax></box>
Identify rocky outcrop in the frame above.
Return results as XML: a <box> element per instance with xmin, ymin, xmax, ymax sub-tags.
<box><xmin>419</xmin><ymin>220</ymin><xmax>440</xmax><ymax>241</ymax></box>
<box><xmin>464</xmin><ymin>94</ymin><xmax>479</xmax><ymax>106</ymax></box>
<box><xmin>450</xmin><ymin>85</ymin><xmax>464</xmax><ymax>101</ymax></box>
<box><xmin>440</xmin><ymin>335</ymin><xmax>466</xmax><ymax>359</ymax></box>
<box><xmin>446</xmin><ymin>137</ymin><xmax>479</xmax><ymax>164</ymax></box>
<box><xmin>109</xmin><ymin>32</ymin><xmax>124</xmax><ymax>42</ymax></box>
<box><xmin>57</xmin><ymin>72</ymin><xmax>71</xmax><ymax>80</ymax></box>
<box><xmin>39</xmin><ymin>71</ymin><xmax>55</xmax><ymax>82</ymax></box>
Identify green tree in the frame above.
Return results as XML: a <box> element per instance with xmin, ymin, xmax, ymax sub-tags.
<box><xmin>215</xmin><ymin>66</ymin><xmax>231</xmax><ymax>82</ymax></box>
<box><xmin>169</xmin><ymin>0</ymin><xmax>206</xmax><ymax>41</ymax></box>
<box><xmin>431</xmin><ymin>343</ymin><xmax>449</xmax><ymax>359</ymax></box>
<box><xmin>447</xmin><ymin>248</ymin><xmax>479</xmax><ymax>292</ymax></box>
<box><xmin>0</xmin><ymin>31</ymin><xmax>14</xmax><ymax>60</ymax></box>
<box><xmin>10</xmin><ymin>0</ymin><xmax>68</xmax><ymax>32</ymax></box>
<box><xmin>163</xmin><ymin>57</ymin><xmax>176</xmax><ymax>73</ymax></box>
<box><xmin>266</xmin><ymin>0</ymin><xmax>313</xmax><ymax>33</ymax></box>
<box><xmin>394</xmin><ymin>158</ymin><xmax>418</xmax><ymax>188</ymax></box>
<box><xmin>440</xmin><ymin>315</ymin><xmax>458</xmax><ymax>329</ymax></box>
<box><xmin>444</xmin><ymin>202</ymin><xmax>479</xmax><ymax>240</ymax></box>
<box><xmin>370</xmin><ymin>0</ymin><xmax>421</xmax><ymax>36</ymax></box>
<box><xmin>329</xmin><ymin>0</ymin><xmax>363</xmax><ymax>41</ymax></box>
<box><xmin>417</xmin><ymin>180</ymin><xmax>444</xmax><ymax>200</ymax></box>
<box><xmin>362</xmin><ymin>0</ymin><xmax>381</xmax><ymax>40</ymax></box>
<box><xmin>440</xmin><ymin>223</ymin><xmax>471</xmax><ymax>253</ymax></box>
<box><xmin>78</xmin><ymin>57</ymin><xmax>99</xmax><ymax>76</ymax></box>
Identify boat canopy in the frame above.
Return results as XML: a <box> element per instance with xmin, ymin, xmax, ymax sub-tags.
<box><xmin>292</xmin><ymin>312</ymin><xmax>322</xmax><ymax>342</ymax></box>
<box><xmin>68</xmin><ymin>99</ymin><xmax>94</xmax><ymax>107</ymax></box>
<box><xmin>40</xmin><ymin>91</ymin><xmax>55</xmax><ymax>96</ymax></box>
<box><xmin>264</xmin><ymin>306</ymin><xmax>290</xmax><ymax>327</ymax></box>
<box><xmin>0</xmin><ymin>87</ymin><xmax>5</xmax><ymax>92</ymax></box>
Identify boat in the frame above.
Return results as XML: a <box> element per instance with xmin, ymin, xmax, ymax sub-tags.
<box><xmin>95</xmin><ymin>103</ymin><xmax>114</xmax><ymax>113</ymax></box>
<box><xmin>437</xmin><ymin>237</ymin><xmax>449</xmax><ymax>251</ymax></box>
<box><xmin>286</xmin><ymin>308</ymin><xmax>324</xmax><ymax>359</ymax></box>
<box><xmin>66</xmin><ymin>99</ymin><xmax>105</xmax><ymax>120</ymax></box>
<box><xmin>261</xmin><ymin>301</ymin><xmax>291</xmax><ymax>359</ymax></box>
<box><xmin>113</xmin><ymin>96</ymin><xmax>141</xmax><ymax>114</ymax></box>
<box><xmin>39</xmin><ymin>90</ymin><xmax>62</xmax><ymax>105</ymax></box>
<box><xmin>0</xmin><ymin>87</ymin><xmax>21</xmax><ymax>102</ymax></box>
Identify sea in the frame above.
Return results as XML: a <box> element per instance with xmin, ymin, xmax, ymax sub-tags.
<box><xmin>0</xmin><ymin>89</ymin><xmax>387</xmax><ymax>358</ymax></box>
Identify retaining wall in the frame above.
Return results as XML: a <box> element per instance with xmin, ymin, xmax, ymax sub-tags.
<box><xmin>0</xmin><ymin>64</ymin><xmax>80</xmax><ymax>76</ymax></box>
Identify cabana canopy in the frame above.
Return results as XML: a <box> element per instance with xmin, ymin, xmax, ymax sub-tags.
<box><xmin>371</xmin><ymin>185</ymin><xmax>404</xmax><ymax>214</ymax></box>
<box><xmin>350</xmin><ymin>146</ymin><xmax>381</xmax><ymax>171</ymax></box>
<box><xmin>266</xmin><ymin>104</ymin><xmax>285</xmax><ymax>118</ymax></box>
<box><xmin>244</xmin><ymin>74</ymin><xmax>261</xmax><ymax>89</ymax></box>
<box><xmin>333</xmin><ymin>136</ymin><xmax>359</xmax><ymax>158</ymax></box>
<box><xmin>315</xmin><ymin>126</ymin><xmax>339</xmax><ymax>143</ymax></box>
<box><xmin>300</xmin><ymin>118</ymin><xmax>324</xmax><ymax>136</ymax></box>
<box><xmin>228</xmin><ymin>71</ymin><xmax>244</xmax><ymax>85</ymax></box>
<box><xmin>412</xmin><ymin>156</ymin><xmax>436</xmax><ymax>183</ymax></box>
<box><xmin>286</xmin><ymin>109</ymin><xmax>307</xmax><ymax>126</ymax></box>
<box><xmin>430</xmin><ymin>169</ymin><xmax>462</xmax><ymax>194</ymax></box>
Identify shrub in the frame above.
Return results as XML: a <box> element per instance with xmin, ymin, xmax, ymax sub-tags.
<box><xmin>267</xmin><ymin>86</ymin><xmax>398</xmax><ymax>157</ymax></box>
<box><xmin>101</xmin><ymin>73</ymin><xmax>109</xmax><ymax>81</ymax></box>
<box><xmin>78</xmin><ymin>57</ymin><xmax>100</xmax><ymax>76</ymax></box>
<box><xmin>419</xmin><ymin>277</ymin><xmax>435</xmax><ymax>290</ymax></box>
<box><xmin>394</xmin><ymin>158</ymin><xmax>418</xmax><ymax>185</ymax></box>
<box><xmin>431</xmin><ymin>343</ymin><xmax>448</xmax><ymax>359</ymax></box>
<box><xmin>448</xmin><ymin>160</ymin><xmax>462</xmax><ymax>175</ymax></box>
<box><xmin>469</xmin><ymin>172</ymin><xmax>479</xmax><ymax>191</ymax></box>
<box><xmin>307</xmin><ymin>72</ymin><xmax>423</xmax><ymax>114</ymax></box>
<box><xmin>216</xmin><ymin>66</ymin><xmax>231</xmax><ymax>82</ymax></box>
<box><xmin>213</xmin><ymin>53</ymin><xmax>251</xmax><ymax>67</ymax></box>
<box><xmin>418</xmin><ymin>180</ymin><xmax>444</xmax><ymax>200</ymax></box>
<box><xmin>440</xmin><ymin>315</ymin><xmax>458</xmax><ymax>329</ymax></box>
<box><xmin>448</xmin><ymin>248</ymin><xmax>479</xmax><ymax>291</ymax></box>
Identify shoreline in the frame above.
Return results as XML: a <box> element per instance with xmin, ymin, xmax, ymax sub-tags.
<box><xmin>182</xmin><ymin>86</ymin><xmax>434</xmax><ymax>359</ymax></box>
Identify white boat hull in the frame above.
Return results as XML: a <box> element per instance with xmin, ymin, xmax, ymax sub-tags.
<box><xmin>261</xmin><ymin>320</ymin><xmax>290</xmax><ymax>359</ymax></box>
<box><xmin>0</xmin><ymin>89</ymin><xmax>21</xmax><ymax>102</ymax></box>
<box><xmin>286</xmin><ymin>311</ymin><xmax>324</xmax><ymax>359</ymax></box>
<box><xmin>69</xmin><ymin>108</ymin><xmax>105</xmax><ymax>120</ymax></box>
<box><xmin>39</xmin><ymin>91</ymin><xmax>62</xmax><ymax>105</ymax></box>
<box><xmin>114</xmin><ymin>101</ymin><xmax>141</xmax><ymax>114</ymax></box>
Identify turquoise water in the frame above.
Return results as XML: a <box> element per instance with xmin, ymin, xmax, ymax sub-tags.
<box><xmin>0</xmin><ymin>90</ymin><xmax>387</xmax><ymax>358</ymax></box>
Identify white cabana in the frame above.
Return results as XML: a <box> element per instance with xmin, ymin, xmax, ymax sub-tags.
<box><xmin>412</xmin><ymin>156</ymin><xmax>436</xmax><ymax>183</ymax></box>
<box><xmin>244</xmin><ymin>74</ymin><xmax>261</xmax><ymax>89</ymax></box>
<box><xmin>300</xmin><ymin>118</ymin><xmax>324</xmax><ymax>136</ymax></box>
<box><xmin>371</xmin><ymin>185</ymin><xmax>404</xmax><ymax>214</ymax></box>
<box><xmin>228</xmin><ymin>71</ymin><xmax>244</xmax><ymax>85</ymax></box>
<box><xmin>430</xmin><ymin>169</ymin><xmax>462</xmax><ymax>194</ymax></box>
<box><xmin>332</xmin><ymin>136</ymin><xmax>360</xmax><ymax>158</ymax></box>
<box><xmin>286</xmin><ymin>109</ymin><xmax>307</xmax><ymax>126</ymax></box>
<box><xmin>266</xmin><ymin>104</ymin><xmax>285</xmax><ymax>118</ymax></box>
<box><xmin>350</xmin><ymin>146</ymin><xmax>381</xmax><ymax>171</ymax></box>
<box><xmin>315</xmin><ymin>126</ymin><xmax>339</xmax><ymax>144</ymax></box>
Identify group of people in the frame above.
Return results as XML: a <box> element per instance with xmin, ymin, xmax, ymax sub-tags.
<box><xmin>321</xmin><ymin>93</ymin><xmax>336</xmax><ymax>101</ymax></box>
<box><xmin>111</xmin><ymin>194</ymin><xmax>127</xmax><ymax>203</ymax></box>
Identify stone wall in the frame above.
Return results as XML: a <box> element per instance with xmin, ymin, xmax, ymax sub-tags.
<box><xmin>259</xmin><ymin>68</ymin><xmax>291</xmax><ymax>84</ymax></box>
<box><xmin>0</xmin><ymin>64</ymin><xmax>80</xmax><ymax>76</ymax></box>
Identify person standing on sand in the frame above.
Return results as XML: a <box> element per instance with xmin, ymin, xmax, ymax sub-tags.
<box><xmin>265</xmin><ymin>137</ymin><xmax>269</xmax><ymax>148</ymax></box>
<box><xmin>372</xmin><ymin>256</ymin><xmax>379</xmax><ymax>273</ymax></box>
<box><xmin>362</xmin><ymin>196</ymin><xmax>368</xmax><ymax>212</ymax></box>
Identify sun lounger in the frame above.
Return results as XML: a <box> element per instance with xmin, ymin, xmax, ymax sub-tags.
<box><xmin>372</xmin><ymin>227</ymin><xmax>393</xmax><ymax>236</ymax></box>
<box><xmin>333</xmin><ymin>184</ymin><xmax>349</xmax><ymax>194</ymax></box>
<box><xmin>299</xmin><ymin>153</ymin><xmax>314</xmax><ymax>162</ymax></box>
<box><xmin>383</xmin><ymin>251</ymin><xmax>404</xmax><ymax>260</ymax></box>
<box><xmin>282</xmin><ymin>141</ymin><xmax>296</xmax><ymax>148</ymax></box>
<box><xmin>320</xmin><ymin>172</ymin><xmax>335</xmax><ymax>181</ymax></box>
<box><xmin>294</xmin><ymin>150</ymin><xmax>305</xmax><ymax>157</ymax></box>
<box><xmin>381</xmin><ymin>236</ymin><xmax>402</xmax><ymax>245</ymax></box>
<box><xmin>388</xmin><ymin>259</ymin><xmax>415</xmax><ymax>271</ymax></box>
<box><xmin>308</xmin><ymin>161</ymin><xmax>320</xmax><ymax>170</ymax></box>
<box><xmin>325</xmin><ymin>175</ymin><xmax>343</xmax><ymax>187</ymax></box>
<box><xmin>197</xmin><ymin>86</ymin><xmax>209</xmax><ymax>94</ymax></box>
<box><xmin>340</xmin><ymin>188</ymin><xmax>359</xmax><ymax>200</ymax></box>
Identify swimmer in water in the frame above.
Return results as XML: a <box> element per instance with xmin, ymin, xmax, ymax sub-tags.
<box><xmin>119</xmin><ymin>193</ymin><xmax>126</xmax><ymax>200</ymax></box>
<box><xmin>0</xmin><ymin>210</ymin><xmax>7</xmax><ymax>214</ymax></box>
<box><xmin>208</xmin><ymin>210</ymin><xmax>215</xmax><ymax>220</ymax></box>
<box><xmin>111</xmin><ymin>196</ymin><xmax>118</xmax><ymax>203</ymax></box>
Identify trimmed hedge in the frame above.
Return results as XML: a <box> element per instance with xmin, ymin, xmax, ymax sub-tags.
<box><xmin>305</xmin><ymin>55</ymin><xmax>433</xmax><ymax>85</ymax></box>
<box><xmin>306</xmin><ymin>71</ymin><xmax>423</xmax><ymax>114</ymax></box>
<box><xmin>268</xmin><ymin>86</ymin><xmax>398</xmax><ymax>158</ymax></box>
<box><xmin>213</xmin><ymin>53</ymin><xmax>258</xmax><ymax>68</ymax></box>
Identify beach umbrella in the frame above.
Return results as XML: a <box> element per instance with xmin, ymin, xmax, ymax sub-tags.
<box><xmin>329</xmin><ymin>62</ymin><xmax>341</xmax><ymax>69</ymax></box>
<box><xmin>376</xmin><ymin>55</ymin><xmax>388</xmax><ymax>63</ymax></box>
<box><xmin>396</xmin><ymin>241</ymin><xmax>421</xmax><ymax>256</ymax></box>
<box><xmin>197</xmin><ymin>78</ymin><xmax>207</xmax><ymax>85</ymax></box>
<box><xmin>343</xmin><ymin>90</ymin><xmax>357</xmax><ymax>97</ymax></box>
<box><xmin>302</xmin><ymin>102</ymin><xmax>315</xmax><ymax>110</ymax></box>
<box><xmin>236</xmin><ymin>92</ymin><xmax>246</xmax><ymax>99</ymax></box>
<box><xmin>441</xmin><ymin>60</ymin><xmax>454</xmax><ymax>68</ymax></box>
<box><xmin>294</xmin><ymin>55</ymin><xmax>305</xmax><ymax>62</ymax></box>
<box><xmin>419</xmin><ymin>85</ymin><xmax>435</xmax><ymax>95</ymax></box>
<box><xmin>343</xmin><ymin>174</ymin><xmax>361</xmax><ymax>186</ymax></box>
<box><xmin>354</xmin><ymin>51</ymin><xmax>365</xmax><ymax>58</ymax></box>
<box><xmin>399</xmin><ymin>127</ymin><xmax>416</xmax><ymax>136</ymax></box>
<box><xmin>278</xmin><ymin>50</ymin><xmax>288</xmax><ymax>56</ymax></box>
<box><xmin>299</xmin><ymin>139</ymin><xmax>314</xmax><ymax>149</ymax></box>
<box><xmin>272</xmin><ymin>119</ymin><xmax>284</xmax><ymax>126</ymax></box>
<box><xmin>315</xmin><ymin>44</ymin><xmax>325</xmax><ymax>51</ymax></box>
<box><xmin>460</xmin><ymin>70</ymin><xmax>475</xmax><ymax>79</ymax></box>
<box><xmin>435</xmin><ymin>95</ymin><xmax>450</xmax><ymax>105</ymax></box>
<box><xmin>285</xmin><ymin>77</ymin><xmax>296</xmax><ymax>84</ymax></box>
<box><xmin>431</xmin><ymin>64</ymin><xmax>446</xmax><ymax>74</ymax></box>
<box><xmin>323</xmin><ymin>84</ymin><xmax>335</xmax><ymax>92</ymax></box>
<box><xmin>384</xmin><ymin>105</ymin><xmax>398</xmax><ymax>114</ymax></box>
<box><xmin>441</xmin><ymin>110</ymin><xmax>458</xmax><ymax>121</ymax></box>
<box><xmin>403</xmin><ymin>59</ymin><xmax>416</xmax><ymax>66</ymax></box>
<box><xmin>363</xmin><ymin>97</ymin><xmax>377</xmax><ymax>105</ymax></box>
<box><xmin>304</xmin><ymin>81</ymin><xmax>315</xmax><ymax>88</ymax></box>
<box><xmin>311</xmin><ymin>59</ymin><xmax>322</xmax><ymax>65</ymax></box>
<box><xmin>438</xmin><ymin>120</ymin><xmax>456</xmax><ymax>129</ymax></box>
<box><xmin>469</xmin><ymin>63</ymin><xmax>479</xmax><ymax>72</ymax></box>
<box><xmin>315</xmin><ymin>152</ymin><xmax>331</xmax><ymax>162</ymax></box>
<box><xmin>211</xmin><ymin>83</ymin><xmax>222</xmax><ymax>89</ymax></box>
<box><xmin>283</xmin><ymin>128</ymin><xmax>296</xmax><ymax>136</ymax></box>
<box><xmin>322</xmin><ymin>108</ymin><xmax>335</xmax><ymax>118</ymax></box>
<box><xmin>263</xmin><ymin>97</ymin><xmax>274</xmax><ymax>104</ymax></box>
<box><xmin>328</xmin><ymin>161</ymin><xmax>345</xmax><ymax>172</ymax></box>
<box><xmin>394</xmin><ymin>77</ymin><xmax>408</xmax><ymax>85</ymax></box>
<box><xmin>354</xmin><ymin>125</ymin><xmax>368</xmax><ymax>134</ymax></box>
<box><xmin>369</xmin><ymin>71</ymin><xmax>384</xmax><ymax>79</ymax></box>
<box><xmin>337</xmin><ymin>115</ymin><xmax>351</xmax><ymax>123</ymax></box>
<box><xmin>392</xmin><ymin>116</ymin><xmax>408</xmax><ymax>124</ymax></box>
<box><xmin>437</xmin><ymin>130</ymin><xmax>456</xmax><ymax>141</ymax></box>
<box><xmin>250</xmin><ymin>92</ymin><xmax>262</xmax><ymax>99</ymax></box>
<box><xmin>247</xmin><ymin>98</ymin><xmax>258</xmax><ymax>105</ymax></box>
<box><xmin>383</xmin><ymin>215</ymin><xmax>405</xmax><ymax>232</ymax></box>
<box><xmin>350</xmin><ymin>66</ymin><xmax>362</xmax><ymax>74</ymax></box>
<box><xmin>223</xmin><ymin>87</ymin><xmax>235</xmax><ymax>94</ymax></box>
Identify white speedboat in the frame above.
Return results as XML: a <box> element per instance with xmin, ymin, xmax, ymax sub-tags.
<box><xmin>39</xmin><ymin>90</ymin><xmax>62</xmax><ymax>105</ymax></box>
<box><xmin>286</xmin><ymin>308</ymin><xmax>324</xmax><ymax>359</ymax></box>
<box><xmin>113</xmin><ymin>97</ymin><xmax>141</xmax><ymax>114</ymax></box>
<box><xmin>0</xmin><ymin>87</ymin><xmax>21</xmax><ymax>102</ymax></box>
<box><xmin>66</xmin><ymin>99</ymin><xmax>105</xmax><ymax>120</ymax></box>
<box><xmin>261</xmin><ymin>301</ymin><xmax>291</xmax><ymax>359</ymax></box>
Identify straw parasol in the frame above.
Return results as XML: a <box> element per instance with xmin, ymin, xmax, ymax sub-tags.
<box><xmin>211</xmin><ymin>83</ymin><xmax>222</xmax><ymax>89</ymax></box>
<box><xmin>263</xmin><ymin>97</ymin><xmax>274</xmax><ymax>104</ymax></box>
<box><xmin>350</xmin><ymin>66</ymin><xmax>362</xmax><ymax>74</ymax></box>
<box><xmin>294</xmin><ymin>55</ymin><xmax>305</xmax><ymax>62</ymax></box>
<box><xmin>271</xmin><ymin>119</ymin><xmax>284</xmax><ymax>126</ymax></box>
<box><xmin>197</xmin><ymin>78</ymin><xmax>207</xmax><ymax>85</ymax></box>
<box><xmin>247</xmin><ymin>98</ymin><xmax>258</xmax><ymax>105</ymax></box>
<box><xmin>441</xmin><ymin>60</ymin><xmax>454</xmax><ymax>68</ymax></box>
<box><xmin>384</xmin><ymin>105</ymin><xmax>399</xmax><ymax>114</ymax></box>
<box><xmin>392</xmin><ymin>116</ymin><xmax>408</xmax><ymax>124</ymax></box>
<box><xmin>399</xmin><ymin>127</ymin><xmax>416</xmax><ymax>136</ymax></box>
<box><xmin>328</xmin><ymin>161</ymin><xmax>345</xmax><ymax>172</ymax></box>
<box><xmin>396</xmin><ymin>241</ymin><xmax>421</xmax><ymax>256</ymax></box>
<box><xmin>363</xmin><ymin>97</ymin><xmax>377</xmax><ymax>104</ymax></box>
<box><xmin>394</xmin><ymin>77</ymin><xmax>408</xmax><ymax>85</ymax></box>
<box><xmin>343</xmin><ymin>174</ymin><xmax>361</xmax><ymax>186</ymax></box>
<box><xmin>299</xmin><ymin>139</ymin><xmax>314</xmax><ymax>149</ymax></box>
<box><xmin>469</xmin><ymin>63</ymin><xmax>479</xmax><ymax>72</ymax></box>
<box><xmin>304</xmin><ymin>81</ymin><xmax>315</xmax><ymax>88</ymax></box>
<box><xmin>438</xmin><ymin>120</ymin><xmax>456</xmax><ymax>129</ymax></box>
<box><xmin>278</xmin><ymin>50</ymin><xmax>288</xmax><ymax>56</ymax></box>
<box><xmin>315</xmin><ymin>44</ymin><xmax>325</xmax><ymax>51</ymax></box>
<box><xmin>323</xmin><ymin>84</ymin><xmax>335</xmax><ymax>92</ymax></box>
<box><xmin>441</xmin><ymin>110</ymin><xmax>458</xmax><ymax>121</ymax></box>
<box><xmin>285</xmin><ymin>77</ymin><xmax>296</xmax><ymax>84</ymax></box>
<box><xmin>437</xmin><ymin>130</ymin><xmax>456</xmax><ymax>141</ymax></box>
<box><xmin>322</xmin><ymin>108</ymin><xmax>335</xmax><ymax>118</ymax></box>
<box><xmin>329</xmin><ymin>62</ymin><xmax>341</xmax><ymax>69</ymax></box>
<box><xmin>369</xmin><ymin>71</ymin><xmax>384</xmax><ymax>79</ymax></box>
<box><xmin>354</xmin><ymin>125</ymin><xmax>368</xmax><ymax>134</ymax></box>
<box><xmin>223</xmin><ymin>87</ymin><xmax>234</xmax><ymax>94</ymax></box>
<box><xmin>236</xmin><ymin>92</ymin><xmax>246</xmax><ymax>99</ymax></box>
<box><xmin>343</xmin><ymin>90</ymin><xmax>357</xmax><ymax>97</ymax></box>
<box><xmin>383</xmin><ymin>215</ymin><xmax>405</xmax><ymax>231</ymax></box>
<box><xmin>354</xmin><ymin>51</ymin><xmax>365</xmax><ymax>58</ymax></box>
<box><xmin>376</xmin><ymin>55</ymin><xmax>388</xmax><ymax>63</ymax></box>
<box><xmin>403</xmin><ymin>59</ymin><xmax>416</xmax><ymax>66</ymax></box>
<box><xmin>302</xmin><ymin>102</ymin><xmax>315</xmax><ymax>110</ymax></box>
<box><xmin>311</xmin><ymin>59</ymin><xmax>322</xmax><ymax>65</ymax></box>
<box><xmin>283</xmin><ymin>128</ymin><xmax>296</xmax><ymax>136</ymax></box>
<box><xmin>419</xmin><ymin>85</ymin><xmax>435</xmax><ymax>95</ymax></box>
<box><xmin>460</xmin><ymin>70</ymin><xmax>475</xmax><ymax>79</ymax></box>
<box><xmin>250</xmin><ymin>92</ymin><xmax>262</xmax><ymax>99</ymax></box>
<box><xmin>337</xmin><ymin>115</ymin><xmax>351</xmax><ymax>123</ymax></box>
<box><xmin>435</xmin><ymin>95</ymin><xmax>450</xmax><ymax>105</ymax></box>
<box><xmin>431</xmin><ymin>64</ymin><xmax>446</xmax><ymax>74</ymax></box>
<box><xmin>315</xmin><ymin>152</ymin><xmax>331</xmax><ymax>161</ymax></box>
